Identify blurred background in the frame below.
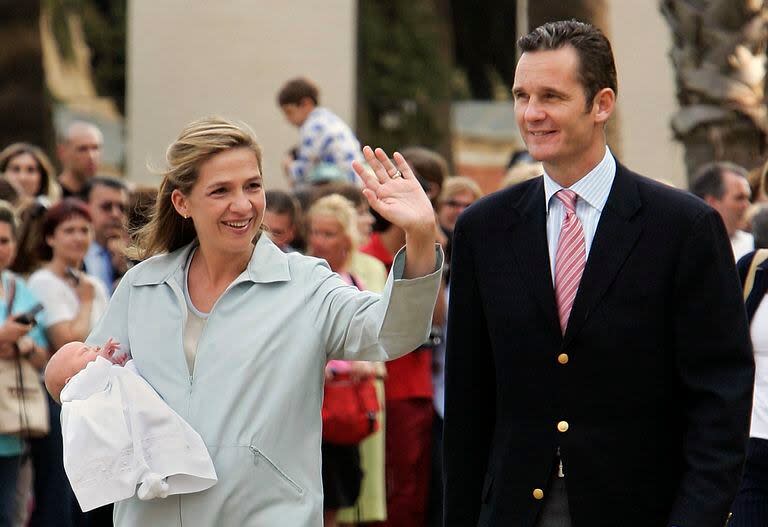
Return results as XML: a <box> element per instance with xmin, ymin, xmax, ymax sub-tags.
<box><xmin>2</xmin><ymin>0</ymin><xmax>767</xmax><ymax>191</ymax></box>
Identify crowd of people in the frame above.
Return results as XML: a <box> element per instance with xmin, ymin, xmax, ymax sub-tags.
<box><xmin>0</xmin><ymin>78</ymin><xmax>468</xmax><ymax>526</ymax></box>
<box><xmin>3</xmin><ymin>18</ymin><xmax>768</xmax><ymax>527</ymax></box>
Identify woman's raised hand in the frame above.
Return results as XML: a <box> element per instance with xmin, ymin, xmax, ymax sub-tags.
<box><xmin>352</xmin><ymin>146</ymin><xmax>435</xmax><ymax>240</ymax></box>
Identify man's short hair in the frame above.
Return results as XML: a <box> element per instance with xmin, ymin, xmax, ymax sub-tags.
<box><xmin>265</xmin><ymin>189</ymin><xmax>301</xmax><ymax>223</ymax></box>
<box><xmin>277</xmin><ymin>77</ymin><xmax>320</xmax><ymax>106</ymax></box>
<box><xmin>58</xmin><ymin>120</ymin><xmax>102</xmax><ymax>145</ymax></box>
<box><xmin>690</xmin><ymin>162</ymin><xmax>749</xmax><ymax>200</ymax></box>
<box><xmin>518</xmin><ymin>20</ymin><xmax>618</xmax><ymax>109</ymax></box>
<box><xmin>401</xmin><ymin>147</ymin><xmax>448</xmax><ymax>188</ymax></box>
<box><xmin>82</xmin><ymin>176</ymin><xmax>128</xmax><ymax>202</ymax></box>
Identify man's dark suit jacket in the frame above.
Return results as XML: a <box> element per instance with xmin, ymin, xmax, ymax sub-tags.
<box><xmin>443</xmin><ymin>163</ymin><xmax>754</xmax><ymax>527</ymax></box>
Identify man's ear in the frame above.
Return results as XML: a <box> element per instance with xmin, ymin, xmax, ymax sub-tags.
<box><xmin>593</xmin><ymin>87</ymin><xmax>616</xmax><ymax>124</ymax></box>
<box><xmin>704</xmin><ymin>195</ymin><xmax>719</xmax><ymax>207</ymax></box>
<box><xmin>56</xmin><ymin>143</ymin><xmax>67</xmax><ymax>164</ymax></box>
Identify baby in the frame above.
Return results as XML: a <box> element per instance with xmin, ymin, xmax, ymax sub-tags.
<box><xmin>45</xmin><ymin>340</ymin><xmax>217</xmax><ymax>512</ymax></box>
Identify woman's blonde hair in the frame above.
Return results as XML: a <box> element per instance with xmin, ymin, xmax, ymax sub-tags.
<box><xmin>438</xmin><ymin>176</ymin><xmax>483</xmax><ymax>206</ymax></box>
<box><xmin>306</xmin><ymin>194</ymin><xmax>360</xmax><ymax>257</ymax></box>
<box><xmin>132</xmin><ymin>117</ymin><xmax>263</xmax><ymax>260</ymax></box>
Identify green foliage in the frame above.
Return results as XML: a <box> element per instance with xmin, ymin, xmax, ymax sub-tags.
<box><xmin>358</xmin><ymin>0</ymin><xmax>452</xmax><ymax>152</ymax></box>
<box><xmin>80</xmin><ymin>0</ymin><xmax>127</xmax><ymax>114</ymax></box>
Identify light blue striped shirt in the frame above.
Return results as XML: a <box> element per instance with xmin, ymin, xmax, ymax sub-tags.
<box><xmin>544</xmin><ymin>147</ymin><xmax>616</xmax><ymax>284</ymax></box>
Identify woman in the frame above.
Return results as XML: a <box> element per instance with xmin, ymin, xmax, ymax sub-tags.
<box><xmin>0</xmin><ymin>201</ymin><xmax>49</xmax><ymax>527</ymax></box>
<box><xmin>0</xmin><ymin>143</ymin><xmax>61</xmax><ymax>204</ymax></box>
<box><xmin>732</xmin><ymin>249</ymin><xmax>768</xmax><ymax>525</ymax></box>
<box><xmin>27</xmin><ymin>198</ymin><xmax>108</xmax><ymax>526</ymax></box>
<box><xmin>312</xmin><ymin>182</ymin><xmax>386</xmax><ymax>293</ymax></box>
<box><xmin>84</xmin><ymin>117</ymin><xmax>441</xmax><ymax>526</ymax></box>
<box><xmin>307</xmin><ymin>194</ymin><xmax>386</xmax><ymax>526</ymax></box>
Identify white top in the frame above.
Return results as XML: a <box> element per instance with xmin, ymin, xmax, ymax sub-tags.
<box><xmin>543</xmin><ymin>146</ymin><xmax>616</xmax><ymax>283</ymax></box>
<box><xmin>28</xmin><ymin>268</ymin><xmax>109</xmax><ymax>330</ymax></box>
<box><xmin>182</xmin><ymin>248</ymin><xmax>207</xmax><ymax>376</ymax></box>
<box><xmin>732</xmin><ymin>230</ymin><xmax>755</xmax><ymax>261</ymax></box>
<box><xmin>750</xmin><ymin>296</ymin><xmax>768</xmax><ymax>439</ymax></box>
<box><xmin>60</xmin><ymin>356</ymin><xmax>217</xmax><ymax>512</ymax></box>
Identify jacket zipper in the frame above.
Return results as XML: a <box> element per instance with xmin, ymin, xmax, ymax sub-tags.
<box><xmin>249</xmin><ymin>445</ymin><xmax>304</xmax><ymax>496</ymax></box>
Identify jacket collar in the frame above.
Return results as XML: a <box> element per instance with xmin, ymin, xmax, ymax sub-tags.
<box><xmin>132</xmin><ymin>233</ymin><xmax>291</xmax><ymax>286</ymax></box>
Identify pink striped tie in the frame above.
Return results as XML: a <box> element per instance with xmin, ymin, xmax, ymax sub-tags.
<box><xmin>554</xmin><ymin>189</ymin><xmax>586</xmax><ymax>334</ymax></box>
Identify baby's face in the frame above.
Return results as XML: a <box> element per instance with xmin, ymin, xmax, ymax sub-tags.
<box><xmin>63</xmin><ymin>342</ymin><xmax>101</xmax><ymax>373</ymax></box>
<box><xmin>45</xmin><ymin>341</ymin><xmax>103</xmax><ymax>403</ymax></box>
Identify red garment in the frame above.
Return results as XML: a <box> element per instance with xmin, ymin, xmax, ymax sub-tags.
<box><xmin>361</xmin><ymin>233</ymin><xmax>433</xmax><ymax>402</ymax></box>
<box><xmin>360</xmin><ymin>232</ymin><xmax>394</xmax><ymax>272</ymax></box>
<box><xmin>381</xmin><ymin>398</ymin><xmax>433</xmax><ymax>527</ymax></box>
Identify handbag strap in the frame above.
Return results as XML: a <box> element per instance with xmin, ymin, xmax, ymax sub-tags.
<box><xmin>5</xmin><ymin>275</ymin><xmax>15</xmax><ymax>314</ymax></box>
<box><xmin>6</xmin><ymin>275</ymin><xmax>33</xmax><ymax>438</ymax></box>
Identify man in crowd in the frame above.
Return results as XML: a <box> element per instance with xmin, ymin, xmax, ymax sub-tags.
<box><xmin>57</xmin><ymin>121</ymin><xmax>103</xmax><ymax>199</ymax></box>
<box><xmin>263</xmin><ymin>189</ymin><xmax>300</xmax><ymax>252</ymax></box>
<box><xmin>691</xmin><ymin>161</ymin><xmax>754</xmax><ymax>260</ymax></box>
<box><xmin>277</xmin><ymin>77</ymin><xmax>363</xmax><ymax>186</ymax></box>
<box><xmin>83</xmin><ymin>176</ymin><xmax>129</xmax><ymax>295</ymax></box>
<box><xmin>443</xmin><ymin>20</ymin><xmax>753</xmax><ymax>527</ymax></box>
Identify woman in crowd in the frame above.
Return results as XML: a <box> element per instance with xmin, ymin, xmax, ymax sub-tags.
<box><xmin>84</xmin><ymin>116</ymin><xmax>441</xmax><ymax>526</ymax></box>
<box><xmin>0</xmin><ymin>201</ymin><xmax>49</xmax><ymax>527</ymax></box>
<box><xmin>0</xmin><ymin>143</ymin><xmax>61</xmax><ymax>204</ymax></box>
<box><xmin>313</xmin><ymin>182</ymin><xmax>386</xmax><ymax>293</ymax></box>
<box><xmin>732</xmin><ymin>248</ymin><xmax>768</xmax><ymax>526</ymax></box>
<box><xmin>27</xmin><ymin>198</ymin><xmax>108</xmax><ymax>526</ymax></box>
<box><xmin>306</xmin><ymin>194</ymin><xmax>387</xmax><ymax>526</ymax></box>
<box><xmin>436</xmin><ymin>176</ymin><xmax>482</xmax><ymax>285</ymax></box>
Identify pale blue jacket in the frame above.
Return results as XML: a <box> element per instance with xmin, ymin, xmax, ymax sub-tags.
<box><xmin>86</xmin><ymin>234</ymin><xmax>442</xmax><ymax>526</ymax></box>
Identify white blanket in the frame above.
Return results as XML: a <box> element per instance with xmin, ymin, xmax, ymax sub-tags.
<box><xmin>60</xmin><ymin>356</ymin><xmax>217</xmax><ymax>512</ymax></box>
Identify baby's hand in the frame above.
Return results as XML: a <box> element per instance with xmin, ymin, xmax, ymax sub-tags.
<box><xmin>98</xmin><ymin>338</ymin><xmax>125</xmax><ymax>366</ymax></box>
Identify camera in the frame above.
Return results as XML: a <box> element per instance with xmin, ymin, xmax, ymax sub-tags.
<box><xmin>14</xmin><ymin>304</ymin><xmax>43</xmax><ymax>325</ymax></box>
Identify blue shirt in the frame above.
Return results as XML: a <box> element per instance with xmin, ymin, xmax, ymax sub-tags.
<box><xmin>0</xmin><ymin>271</ymin><xmax>48</xmax><ymax>457</ymax></box>
<box><xmin>84</xmin><ymin>241</ymin><xmax>114</xmax><ymax>296</ymax></box>
<box><xmin>543</xmin><ymin>146</ymin><xmax>616</xmax><ymax>284</ymax></box>
<box><xmin>290</xmin><ymin>107</ymin><xmax>363</xmax><ymax>185</ymax></box>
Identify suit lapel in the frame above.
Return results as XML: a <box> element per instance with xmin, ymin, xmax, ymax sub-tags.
<box><xmin>562</xmin><ymin>164</ymin><xmax>644</xmax><ymax>347</ymax></box>
<box><xmin>506</xmin><ymin>178</ymin><xmax>561</xmax><ymax>335</ymax></box>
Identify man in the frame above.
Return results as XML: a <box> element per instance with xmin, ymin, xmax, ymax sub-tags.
<box><xmin>443</xmin><ymin>20</ymin><xmax>753</xmax><ymax>527</ymax></box>
<box><xmin>277</xmin><ymin>77</ymin><xmax>363</xmax><ymax>186</ymax></box>
<box><xmin>263</xmin><ymin>189</ymin><xmax>300</xmax><ymax>252</ymax></box>
<box><xmin>83</xmin><ymin>176</ymin><xmax>129</xmax><ymax>295</ymax></box>
<box><xmin>57</xmin><ymin>121</ymin><xmax>103</xmax><ymax>199</ymax></box>
<box><xmin>691</xmin><ymin>162</ymin><xmax>754</xmax><ymax>260</ymax></box>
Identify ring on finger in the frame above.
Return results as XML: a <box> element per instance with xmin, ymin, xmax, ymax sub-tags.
<box><xmin>389</xmin><ymin>169</ymin><xmax>404</xmax><ymax>179</ymax></box>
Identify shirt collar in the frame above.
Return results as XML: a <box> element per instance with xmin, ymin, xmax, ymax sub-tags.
<box><xmin>543</xmin><ymin>146</ymin><xmax>616</xmax><ymax>213</ymax></box>
<box><xmin>132</xmin><ymin>233</ymin><xmax>291</xmax><ymax>287</ymax></box>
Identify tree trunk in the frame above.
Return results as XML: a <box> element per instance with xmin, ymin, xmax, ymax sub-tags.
<box><xmin>525</xmin><ymin>0</ymin><xmax>622</xmax><ymax>159</ymax></box>
<box><xmin>660</xmin><ymin>0</ymin><xmax>768</xmax><ymax>182</ymax></box>
<box><xmin>0</xmin><ymin>1</ymin><xmax>55</xmax><ymax>153</ymax></box>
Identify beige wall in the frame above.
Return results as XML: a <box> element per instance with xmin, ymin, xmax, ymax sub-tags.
<box><xmin>127</xmin><ymin>1</ymin><xmax>357</xmax><ymax>188</ymax></box>
<box><xmin>609</xmin><ymin>2</ymin><xmax>687</xmax><ymax>188</ymax></box>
